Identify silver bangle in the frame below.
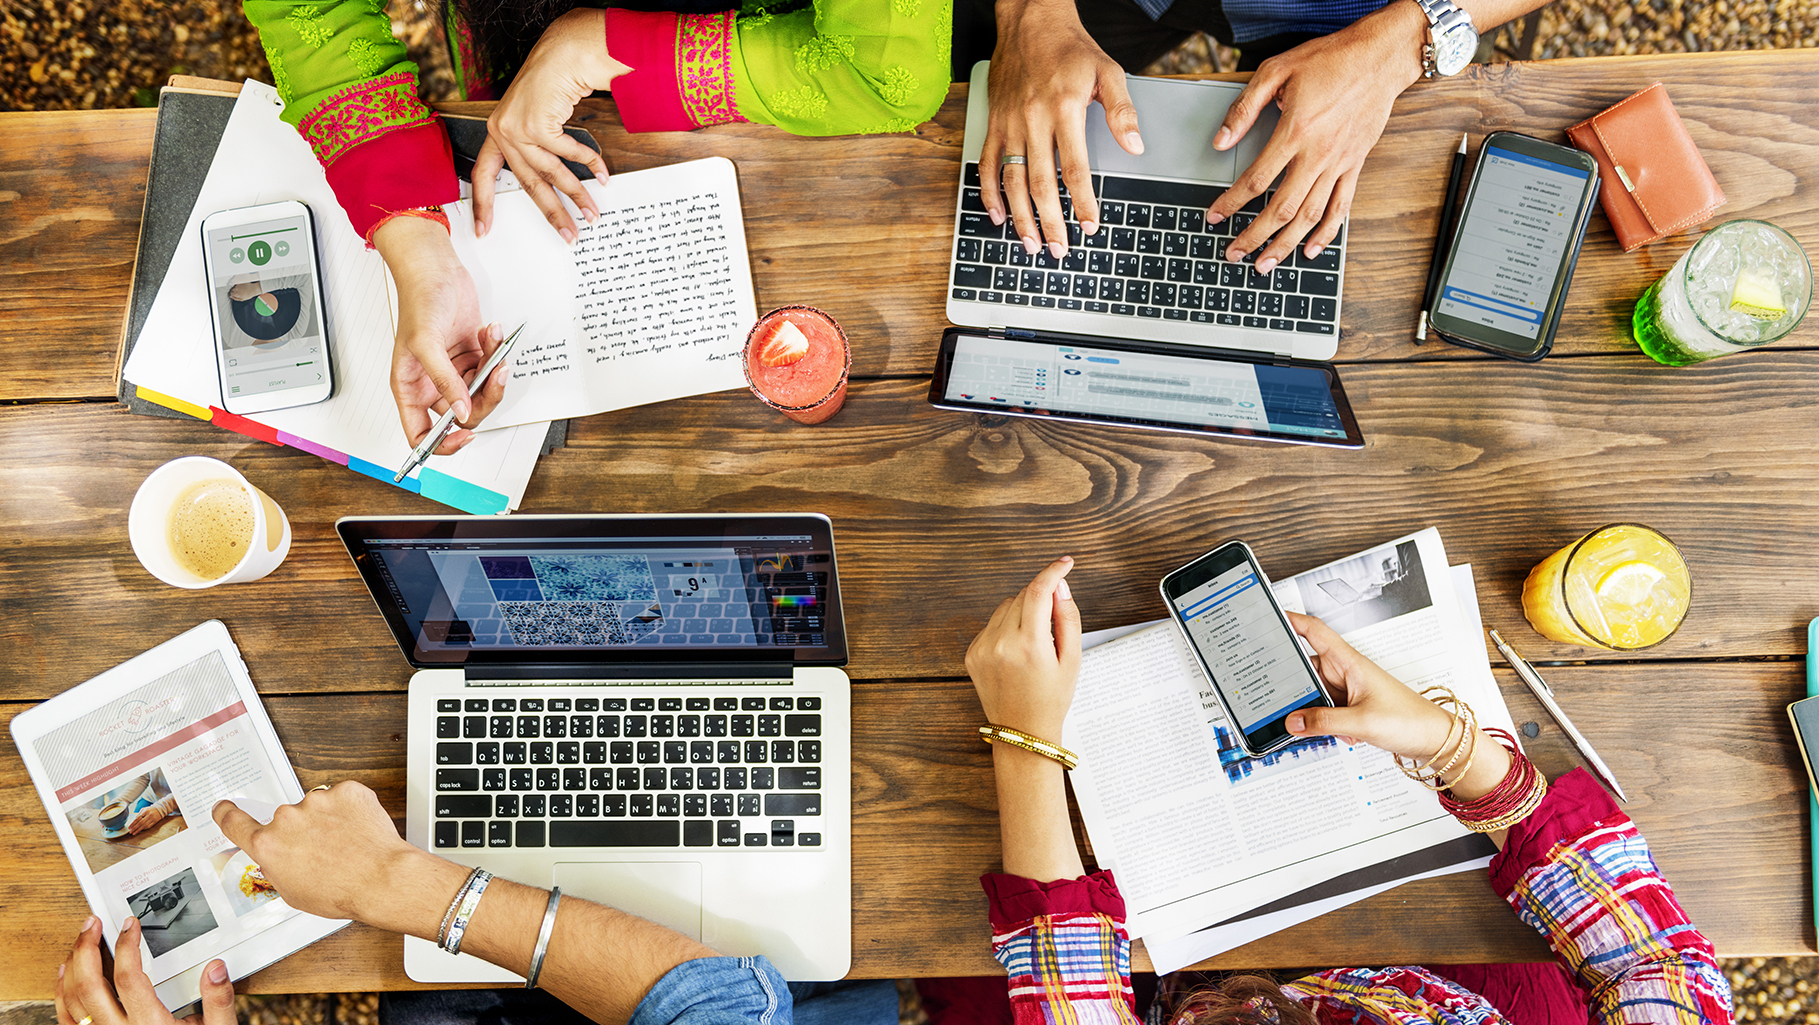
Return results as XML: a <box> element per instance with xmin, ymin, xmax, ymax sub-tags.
<box><xmin>441</xmin><ymin>868</ymin><xmax>492</xmax><ymax>955</ymax></box>
<box><xmin>525</xmin><ymin>887</ymin><xmax>562</xmax><ymax>989</ymax></box>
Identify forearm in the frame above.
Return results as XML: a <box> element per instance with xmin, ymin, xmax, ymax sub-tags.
<box><xmin>364</xmin><ymin>847</ymin><xmax>717</xmax><ymax>1025</ymax></box>
<box><xmin>994</xmin><ymin>745</ymin><xmax>1086</xmax><ymax>882</ymax></box>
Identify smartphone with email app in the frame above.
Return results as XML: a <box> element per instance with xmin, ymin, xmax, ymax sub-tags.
<box><xmin>1160</xmin><ymin>541</ymin><xmax>1334</xmax><ymax>758</ymax></box>
<box><xmin>1430</xmin><ymin>132</ymin><xmax>1600</xmax><ymax>362</ymax></box>
<box><xmin>201</xmin><ymin>200</ymin><xmax>334</xmax><ymax>414</ymax></box>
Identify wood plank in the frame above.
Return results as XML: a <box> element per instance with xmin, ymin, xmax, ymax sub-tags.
<box><xmin>0</xmin><ymin>108</ymin><xmax>156</xmax><ymax>402</ymax></box>
<box><xmin>6</xmin><ymin>351</ymin><xmax>1819</xmax><ymax>699</ymax></box>
<box><xmin>9</xmin><ymin>49</ymin><xmax>1819</xmax><ymax>402</ymax></box>
<box><xmin>1</xmin><ymin>660</ymin><xmax>1806</xmax><ymax>997</ymax></box>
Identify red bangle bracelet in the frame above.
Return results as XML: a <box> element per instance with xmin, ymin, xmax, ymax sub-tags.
<box><xmin>1437</xmin><ymin>727</ymin><xmax>1548</xmax><ymax>832</ymax></box>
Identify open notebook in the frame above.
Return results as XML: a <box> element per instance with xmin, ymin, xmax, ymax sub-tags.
<box><xmin>122</xmin><ymin>81</ymin><xmax>756</xmax><ymax>513</ymax></box>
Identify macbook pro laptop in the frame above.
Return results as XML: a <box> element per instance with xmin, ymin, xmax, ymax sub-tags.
<box><xmin>338</xmin><ymin>514</ymin><xmax>851</xmax><ymax>982</ymax></box>
<box><xmin>947</xmin><ymin>61</ymin><xmax>1345</xmax><ymax>361</ymax></box>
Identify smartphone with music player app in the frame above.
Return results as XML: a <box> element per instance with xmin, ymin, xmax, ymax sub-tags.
<box><xmin>201</xmin><ymin>200</ymin><xmax>334</xmax><ymax>414</ymax></box>
<box><xmin>1160</xmin><ymin>541</ymin><xmax>1334</xmax><ymax>758</ymax></box>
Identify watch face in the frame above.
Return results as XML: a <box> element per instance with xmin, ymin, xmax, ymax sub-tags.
<box><xmin>1434</xmin><ymin>23</ymin><xmax>1478</xmax><ymax>75</ymax></box>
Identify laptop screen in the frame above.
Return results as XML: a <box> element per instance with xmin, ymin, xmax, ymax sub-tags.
<box><xmin>337</xmin><ymin>515</ymin><xmax>846</xmax><ymax>667</ymax></box>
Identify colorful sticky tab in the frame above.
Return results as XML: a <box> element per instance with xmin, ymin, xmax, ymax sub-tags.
<box><xmin>208</xmin><ymin>408</ymin><xmax>283</xmax><ymax>446</ymax></box>
<box><xmin>276</xmin><ymin>431</ymin><xmax>351</xmax><ymax>465</ymax></box>
<box><xmin>420</xmin><ymin>467</ymin><xmax>509</xmax><ymax>514</ymax></box>
<box><xmin>348</xmin><ymin>456</ymin><xmax>419</xmax><ymax>493</ymax></box>
<box><xmin>133</xmin><ymin>386</ymin><xmax>213</xmax><ymax>421</ymax></box>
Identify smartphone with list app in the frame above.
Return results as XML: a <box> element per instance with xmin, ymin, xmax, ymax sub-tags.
<box><xmin>1160</xmin><ymin>540</ymin><xmax>1334</xmax><ymax>758</ymax></box>
<box><xmin>1430</xmin><ymin>131</ymin><xmax>1601</xmax><ymax>362</ymax></box>
<box><xmin>200</xmin><ymin>200</ymin><xmax>334</xmax><ymax>414</ymax></box>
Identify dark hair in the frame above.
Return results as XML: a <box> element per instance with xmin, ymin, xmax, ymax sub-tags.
<box><xmin>1166</xmin><ymin>974</ymin><xmax>1318</xmax><ymax>1025</ymax></box>
<box><xmin>444</xmin><ymin>0</ymin><xmax>578</xmax><ymax>91</ymax></box>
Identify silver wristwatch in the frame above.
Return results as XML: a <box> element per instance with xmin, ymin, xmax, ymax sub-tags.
<box><xmin>1410</xmin><ymin>0</ymin><xmax>1478</xmax><ymax>78</ymax></box>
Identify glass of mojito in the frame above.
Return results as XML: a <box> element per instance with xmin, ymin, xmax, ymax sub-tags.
<box><xmin>1632</xmin><ymin>219</ymin><xmax>1812</xmax><ymax>365</ymax></box>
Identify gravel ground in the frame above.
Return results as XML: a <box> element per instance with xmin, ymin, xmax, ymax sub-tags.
<box><xmin>0</xmin><ymin>0</ymin><xmax>1812</xmax><ymax>1022</ymax></box>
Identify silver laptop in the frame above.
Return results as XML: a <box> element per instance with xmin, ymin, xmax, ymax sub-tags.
<box><xmin>338</xmin><ymin>514</ymin><xmax>851</xmax><ymax>982</ymax></box>
<box><xmin>947</xmin><ymin>61</ymin><xmax>1345</xmax><ymax>362</ymax></box>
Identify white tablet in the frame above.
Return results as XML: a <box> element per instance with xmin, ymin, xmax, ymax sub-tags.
<box><xmin>9</xmin><ymin>620</ymin><xmax>347</xmax><ymax>1012</ymax></box>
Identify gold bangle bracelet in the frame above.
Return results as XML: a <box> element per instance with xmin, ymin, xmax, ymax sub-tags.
<box><xmin>979</xmin><ymin>724</ymin><xmax>1079</xmax><ymax>770</ymax></box>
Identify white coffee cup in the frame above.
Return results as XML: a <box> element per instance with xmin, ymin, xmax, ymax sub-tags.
<box><xmin>128</xmin><ymin>457</ymin><xmax>292</xmax><ymax>588</ymax></box>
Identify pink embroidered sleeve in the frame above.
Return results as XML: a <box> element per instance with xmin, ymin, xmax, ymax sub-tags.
<box><xmin>301</xmin><ymin>74</ymin><xmax>459</xmax><ymax>241</ymax></box>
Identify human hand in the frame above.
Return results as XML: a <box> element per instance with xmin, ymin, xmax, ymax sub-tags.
<box><xmin>212</xmin><ymin>782</ymin><xmax>455</xmax><ymax>936</ymax></box>
<box><xmin>1282</xmin><ymin>611</ymin><xmax>1458</xmax><ymax>760</ymax></box>
<box><xmin>56</xmin><ymin>916</ymin><xmax>234</xmax><ymax>1025</ymax></box>
<box><xmin>473</xmin><ymin>8</ymin><xmax>628</xmax><ymax>243</ymax></box>
<box><xmin>372</xmin><ymin>217</ymin><xmax>510</xmax><ymax>454</ymax></box>
<box><xmin>981</xmin><ymin>0</ymin><xmax>1142</xmax><ymax>257</ymax></box>
<box><xmin>124</xmin><ymin>806</ymin><xmax>165</xmax><ymax>834</ymax></box>
<box><xmin>1207</xmin><ymin>2</ymin><xmax>1428</xmax><ymax>272</ymax></box>
<box><xmin>965</xmin><ymin>557</ymin><xmax>1082</xmax><ymax>740</ymax></box>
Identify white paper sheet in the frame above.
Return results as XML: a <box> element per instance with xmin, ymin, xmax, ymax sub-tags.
<box><xmin>1064</xmin><ymin>528</ymin><xmax>1517</xmax><ymax>946</ymax></box>
<box><xmin>121</xmin><ymin>81</ymin><xmax>549</xmax><ymax>510</ymax></box>
<box><xmin>445</xmin><ymin>158</ymin><xmax>754</xmax><ymax>429</ymax></box>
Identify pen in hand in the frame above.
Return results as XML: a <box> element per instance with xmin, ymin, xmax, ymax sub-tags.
<box><xmin>393</xmin><ymin>323</ymin><xmax>524</xmax><ymax>483</ymax></box>
<box><xmin>1417</xmin><ymin>133</ymin><xmax>1470</xmax><ymax>344</ymax></box>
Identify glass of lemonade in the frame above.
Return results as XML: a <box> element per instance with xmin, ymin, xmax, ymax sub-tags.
<box><xmin>1632</xmin><ymin>219</ymin><xmax>1812</xmax><ymax>365</ymax></box>
<box><xmin>1521</xmin><ymin>524</ymin><xmax>1691</xmax><ymax>650</ymax></box>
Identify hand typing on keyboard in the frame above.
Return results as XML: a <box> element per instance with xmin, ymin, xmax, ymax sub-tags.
<box><xmin>980</xmin><ymin>0</ymin><xmax>1144</xmax><ymax>259</ymax></box>
<box><xmin>1208</xmin><ymin>3</ymin><xmax>1431</xmax><ymax>274</ymax></box>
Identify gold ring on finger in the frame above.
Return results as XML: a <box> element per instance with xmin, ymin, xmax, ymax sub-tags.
<box><xmin>77</xmin><ymin>1017</ymin><xmax>93</xmax><ymax>1025</ymax></box>
<box><xmin>309</xmin><ymin>784</ymin><xmax>332</xmax><ymax>793</ymax></box>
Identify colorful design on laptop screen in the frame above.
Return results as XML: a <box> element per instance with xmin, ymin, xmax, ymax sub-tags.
<box><xmin>363</xmin><ymin>536</ymin><xmax>831</xmax><ymax>652</ymax></box>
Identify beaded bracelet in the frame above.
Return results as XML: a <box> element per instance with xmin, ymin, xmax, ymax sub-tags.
<box><xmin>1438</xmin><ymin>727</ymin><xmax>1548</xmax><ymax>832</ymax></box>
<box><xmin>979</xmin><ymin>724</ymin><xmax>1079</xmax><ymax>770</ymax></box>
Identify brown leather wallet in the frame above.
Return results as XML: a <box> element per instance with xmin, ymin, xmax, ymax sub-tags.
<box><xmin>1566</xmin><ymin>83</ymin><xmax>1726</xmax><ymax>253</ymax></box>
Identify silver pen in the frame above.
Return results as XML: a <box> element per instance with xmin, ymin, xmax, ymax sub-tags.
<box><xmin>1487</xmin><ymin>628</ymin><xmax>1628</xmax><ymax>802</ymax></box>
<box><xmin>393</xmin><ymin>324</ymin><xmax>524</xmax><ymax>483</ymax></box>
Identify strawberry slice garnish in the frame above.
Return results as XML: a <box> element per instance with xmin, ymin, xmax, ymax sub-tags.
<box><xmin>756</xmin><ymin>320</ymin><xmax>811</xmax><ymax>367</ymax></box>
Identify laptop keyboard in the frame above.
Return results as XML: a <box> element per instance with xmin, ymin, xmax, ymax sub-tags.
<box><xmin>950</xmin><ymin>163</ymin><xmax>1342</xmax><ymax>337</ymax></box>
<box><xmin>432</xmin><ymin>693</ymin><xmax>824</xmax><ymax>851</ymax></box>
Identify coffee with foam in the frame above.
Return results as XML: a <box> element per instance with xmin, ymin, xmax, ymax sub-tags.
<box><xmin>167</xmin><ymin>479</ymin><xmax>253</xmax><ymax>580</ymax></box>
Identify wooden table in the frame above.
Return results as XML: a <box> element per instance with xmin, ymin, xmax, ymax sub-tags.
<box><xmin>4</xmin><ymin>50</ymin><xmax>1818</xmax><ymax>998</ymax></box>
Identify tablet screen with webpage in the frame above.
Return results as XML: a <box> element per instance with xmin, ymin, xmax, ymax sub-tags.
<box><xmin>11</xmin><ymin>622</ymin><xmax>344</xmax><ymax>1011</ymax></box>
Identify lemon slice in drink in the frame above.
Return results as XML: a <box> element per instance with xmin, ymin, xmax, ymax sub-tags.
<box><xmin>1730</xmin><ymin>268</ymin><xmax>1787</xmax><ymax>320</ymax></box>
<box><xmin>1596</xmin><ymin>561</ymin><xmax>1666</xmax><ymax>607</ymax></box>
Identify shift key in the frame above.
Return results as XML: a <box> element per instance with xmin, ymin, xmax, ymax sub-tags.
<box><xmin>765</xmin><ymin>793</ymin><xmax>821</xmax><ymax>816</ymax></box>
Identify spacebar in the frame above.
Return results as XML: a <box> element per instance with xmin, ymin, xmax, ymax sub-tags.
<box><xmin>549</xmin><ymin>821</ymin><xmax>681</xmax><ymax>847</ymax></box>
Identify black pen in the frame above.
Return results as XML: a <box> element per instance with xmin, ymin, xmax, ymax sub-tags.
<box><xmin>1416</xmin><ymin>132</ymin><xmax>1469</xmax><ymax>344</ymax></box>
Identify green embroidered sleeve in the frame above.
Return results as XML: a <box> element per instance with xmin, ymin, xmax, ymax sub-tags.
<box><xmin>241</xmin><ymin>1</ymin><xmax>426</xmax><ymax>156</ymax></box>
<box><xmin>729</xmin><ymin>0</ymin><xmax>952</xmax><ymax>136</ymax></box>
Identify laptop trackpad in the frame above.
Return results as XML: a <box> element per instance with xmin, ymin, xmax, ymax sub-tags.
<box><xmin>552</xmin><ymin>862</ymin><xmax>703</xmax><ymax>941</ymax></box>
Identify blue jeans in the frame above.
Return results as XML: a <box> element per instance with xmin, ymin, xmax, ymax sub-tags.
<box><xmin>381</xmin><ymin>957</ymin><xmax>897</xmax><ymax>1025</ymax></box>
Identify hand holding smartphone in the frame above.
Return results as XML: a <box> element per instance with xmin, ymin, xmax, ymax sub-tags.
<box><xmin>1160</xmin><ymin>541</ymin><xmax>1334</xmax><ymax>757</ymax></box>
<box><xmin>201</xmin><ymin>200</ymin><xmax>335</xmax><ymax>414</ymax></box>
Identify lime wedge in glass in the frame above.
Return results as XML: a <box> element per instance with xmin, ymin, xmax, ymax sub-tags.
<box><xmin>1730</xmin><ymin>268</ymin><xmax>1787</xmax><ymax>320</ymax></box>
